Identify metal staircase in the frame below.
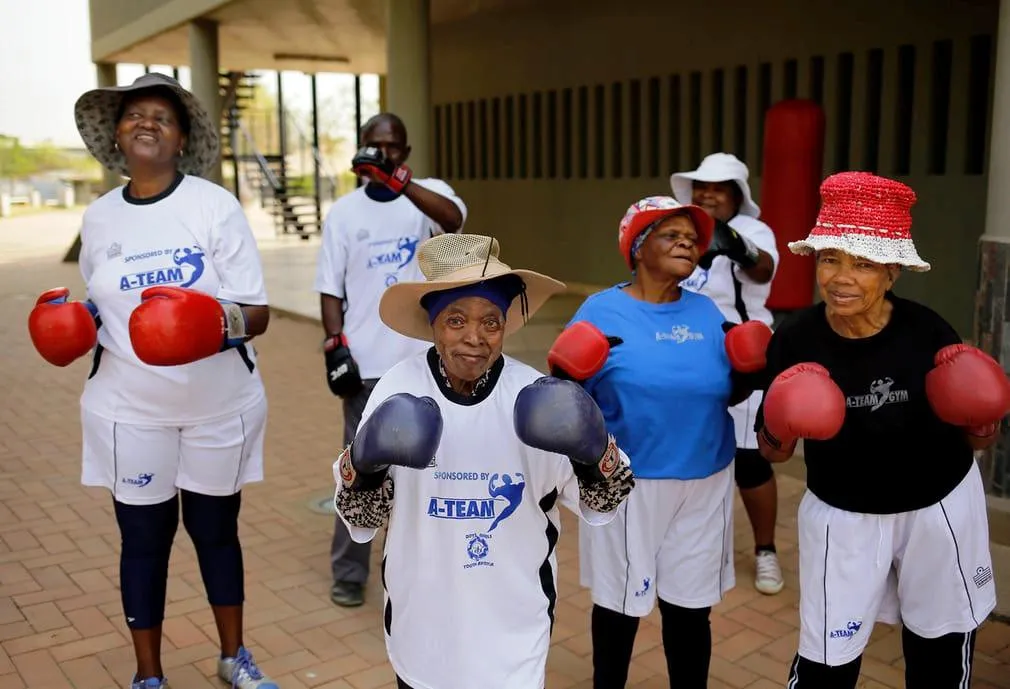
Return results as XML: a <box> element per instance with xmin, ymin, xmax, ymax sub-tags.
<box><xmin>219</xmin><ymin>71</ymin><xmax>322</xmax><ymax>240</ymax></box>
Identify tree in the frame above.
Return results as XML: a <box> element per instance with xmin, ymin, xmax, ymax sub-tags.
<box><xmin>0</xmin><ymin>135</ymin><xmax>36</xmax><ymax>180</ymax></box>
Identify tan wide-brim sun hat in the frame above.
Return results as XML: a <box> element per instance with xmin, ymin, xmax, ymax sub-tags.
<box><xmin>379</xmin><ymin>233</ymin><xmax>567</xmax><ymax>342</ymax></box>
<box><xmin>74</xmin><ymin>72</ymin><xmax>220</xmax><ymax>178</ymax></box>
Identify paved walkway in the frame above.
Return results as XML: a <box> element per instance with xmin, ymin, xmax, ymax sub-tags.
<box><xmin>0</xmin><ymin>209</ymin><xmax>1008</xmax><ymax>688</ymax></box>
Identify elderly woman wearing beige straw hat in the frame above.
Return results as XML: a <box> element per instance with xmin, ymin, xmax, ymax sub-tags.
<box><xmin>26</xmin><ymin>73</ymin><xmax>277</xmax><ymax>689</ymax></box>
<box><xmin>330</xmin><ymin>232</ymin><xmax>636</xmax><ymax>689</ymax></box>
<box><xmin>755</xmin><ymin>171</ymin><xmax>1008</xmax><ymax>688</ymax></box>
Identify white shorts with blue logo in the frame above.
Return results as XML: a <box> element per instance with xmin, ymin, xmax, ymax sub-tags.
<box><xmin>578</xmin><ymin>463</ymin><xmax>736</xmax><ymax>616</ymax></box>
<box><xmin>797</xmin><ymin>460</ymin><xmax>996</xmax><ymax>667</ymax></box>
<box><xmin>80</xmin><ymin>398</ymin><xmax>268</xmax><ymax>505</ymax></box>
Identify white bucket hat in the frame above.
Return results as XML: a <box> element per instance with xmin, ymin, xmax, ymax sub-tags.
<box><xmin>379</xmin><ymin>233</ymin><xmax>567</xmax><ymax>341</ymax></box>
<box><xmin>670</xmin><ymin>152</ymin><xmax>761</xmax><ymax>218</ymax></box>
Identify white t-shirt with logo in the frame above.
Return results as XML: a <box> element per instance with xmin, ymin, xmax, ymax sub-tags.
<box><xmin>336</xmin><ymin>351</ymin><xmax>621</xmax><ymax>689</ymax></box>
<box><xmin>314</xmin><ymin>179</ymin><xmax>468</xmax><ymax>380</ymax></box>
<box><xmin>682</xmin><ymin>214</ymin><xmax>779</xmax><ymax>449</ymax></box>
<box><xmin>78</xmin><ymin>175</ymin><xmax>268</xmax><ymax>427</ymax></box>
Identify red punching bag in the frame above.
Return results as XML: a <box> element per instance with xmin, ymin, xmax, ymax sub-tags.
<box><xmin>760</xmin><ymin>100</ymin><xmax>826</xmax><ymax>311</ymax></box>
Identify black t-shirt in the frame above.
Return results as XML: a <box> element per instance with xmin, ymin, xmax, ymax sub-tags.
<box><xmin>755</xmin><ymin>294</ymin><xmax>974</xmax><ymax>514</ymax></box>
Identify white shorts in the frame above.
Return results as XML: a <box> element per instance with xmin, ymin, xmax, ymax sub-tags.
<box><xmin>797</xmin><ymin>461</ymin><xmax>996</xmax><ymax>666</ymax></box>
<box><xmin>578</xmin><ymin>463</ymin><xmax>735</xmax><ymax>616</ymax></box>
<box><xmin>81</xmin><ymin>397</ymin><xmax>268</xmax><ymax>505</ymax></box>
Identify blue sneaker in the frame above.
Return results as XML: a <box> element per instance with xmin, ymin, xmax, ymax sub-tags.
<box><xmin>218</xmin><ymin>646</ymin><xmax>279</xmax><ymax>688</ymax></box>
<box><xmin>131</xmin><ymin>677</ymin><xmax>168</xmax><ymax>689</ymax></box>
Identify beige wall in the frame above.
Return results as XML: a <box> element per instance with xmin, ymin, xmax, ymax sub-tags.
<box><xmin>428</xmin><ymin>0</ymin><xmax>999</xmax><ymax>337</ymax></box>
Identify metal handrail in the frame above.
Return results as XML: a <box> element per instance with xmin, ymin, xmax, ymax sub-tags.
<box><xmin>236</xmin><ymin>120</ymin><xmax>282</xmax><ymax>191</ymax></box>
<box><xmin>285</xmin><ymin>111</ymin><xmax>341</xmax><ymax>189</ymax></box>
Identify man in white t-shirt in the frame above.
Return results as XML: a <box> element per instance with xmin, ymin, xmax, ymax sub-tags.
<box><xmin>674</xmin><ymin>152</ymin><xmax>786</xmax><ymax>596</ymax></box>
<box><xmin>314</xmin><ymin>112</ymin><xmax>467</xmax><ymax>607</ymax></box>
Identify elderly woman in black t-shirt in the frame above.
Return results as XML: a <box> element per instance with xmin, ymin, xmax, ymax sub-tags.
<box><xmin>753</xmin><ymin>172</ymin><xmax>1010</xmax><ymax>689</ymax></box>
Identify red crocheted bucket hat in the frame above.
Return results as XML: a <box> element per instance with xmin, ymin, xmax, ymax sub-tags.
<box><xmin>788</xmin><ymin>171</ymin><xmax>930</xmax><ymax>272</ymax></box>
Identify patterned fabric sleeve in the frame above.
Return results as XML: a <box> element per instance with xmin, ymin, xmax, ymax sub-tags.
<box><xmin>333</xmin><ymin>445</ymin><xmax>394</xmax><ymax>529</ymax></box>
<box><xmin>575</xmin><ymin>435</ymin><xmax>635</xmax><ymax>513</ymax></box>
<box><xmin>335</xmin><ymin>476</ymin><xmax>394</xmax><ymax>529</ymax></box>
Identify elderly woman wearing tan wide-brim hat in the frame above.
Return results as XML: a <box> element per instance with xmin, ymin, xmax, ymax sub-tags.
<box><xmin>33</xmin><ymin>72</ymin><xmax>277</xmax><ymax>689</ymax></box>
<box><xmin>330</xmin><ymin>232</ymin><xmax>636</xmax><ymax>689</ymax></box>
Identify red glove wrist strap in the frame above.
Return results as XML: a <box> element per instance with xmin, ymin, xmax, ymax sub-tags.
<box><xmin>324</xmin><ymin>333</ymin><xmax>349</xmax><ymax>351</ymax></box>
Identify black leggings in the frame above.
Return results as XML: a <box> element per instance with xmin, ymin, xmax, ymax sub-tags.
<box><xmin>787</xmin><ymin>627</ymin><xmax>978</xmax><ymax>688</ymax></box>
<box><xmin>115</xmin><ymin>490</ymin><xmax>244</xmax><ymax>630</ymax></box>
<box><xmin>592</xmin><ymin>601</ymin><xmax>712</xmax><ymax>689</ymax></box>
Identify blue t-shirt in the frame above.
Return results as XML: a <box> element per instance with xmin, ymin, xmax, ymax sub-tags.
<box><xmin>568</xmin><ymin>284</ymin><xmax>736</xmax><ymax>480</ymax></box>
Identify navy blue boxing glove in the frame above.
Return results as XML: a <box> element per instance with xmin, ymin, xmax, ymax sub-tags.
<box><xmin>513</xmin><ymin>377</ymin><xmax>621</xmax><ymax>483</ymax></box>
<box><xmin>338</xmin><ymin>393</ymin><xmax>443</xmax><ymax>490</ymax></box>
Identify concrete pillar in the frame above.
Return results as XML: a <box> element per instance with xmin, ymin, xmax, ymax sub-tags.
<box><xmin>975</xmin><ymin>0</ymin><xmax>1010</xmax><ymax>501</ymax></box>
<box><xmin>983</xmin><ymin>0</ymin><xmax>1010</xmax><ymax>244</ymax></box>
<box><xmin>385</xmin><ymin>0</ymin><xmax>431</xmax><ymax>177</ymax></box>
<box><xmin>189</xmin><ymin>19</ymin><xmax>223</xmax><ymax>185</ymax></box>
<box><xmin>96</xmin><ymin>62</ymin><xmax>122</xmax><ymax>194</ymax></box>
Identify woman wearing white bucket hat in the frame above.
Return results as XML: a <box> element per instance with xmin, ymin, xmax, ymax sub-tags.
<box><xmin>672</xmin><ymin>152</ymin><xmax>785</xmax><ymax>596</ymax></box>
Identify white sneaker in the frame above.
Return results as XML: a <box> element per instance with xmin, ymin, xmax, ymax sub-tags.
<box><xmin>218</xmin><ymin>646</ymin><xmax>279</xmax><ymax>688</ymax></box>
<box><xmin>755</xmin><ymin>550</ymin><xmax>784</xmax><ymax>595</ymax></box>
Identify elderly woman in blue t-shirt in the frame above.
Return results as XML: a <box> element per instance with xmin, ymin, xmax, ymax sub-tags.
<box><xmin>547</xmin><ymin>195</ymin><xmax>771</xmax><ymax>688</ymax></box>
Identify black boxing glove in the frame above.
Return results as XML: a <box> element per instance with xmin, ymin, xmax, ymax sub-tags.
<box><xmin>324</xmin><ymin>333</ymin><xmax>364</xmax><ymax>398</ymax></box>
<box><xmin>351</xmin><ymin>146</ymin><xmax>412</xmax><ymax>195</ymax></box>
<box><xmin>698</xmin><ymin>218</ymin><xmax>760</xmax><ymax>270</ymax></box>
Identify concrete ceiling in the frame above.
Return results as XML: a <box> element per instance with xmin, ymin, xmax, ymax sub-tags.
<box><xmin>100</xmin><ymin>0</ymin><xmax>544</xmax><ymax>74</ymax></box>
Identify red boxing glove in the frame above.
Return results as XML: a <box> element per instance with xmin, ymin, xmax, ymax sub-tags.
<box><xmin>926</xmin><ymin>344</ymin><xmax>1010</xmax><ymax>436</ymax></box>
<box><xmin>724</xmin><ymin>321</ymin><xmax>772</xmax><ymax>373</ymax></box>
<box><xmin>28</xmin><ymin>287</ymin><xmax>99</xmax><ymax>367</ymax></box>
<box><xmin>547</xmin><ymin>321</ymin><xmax>623</xmax><ymax>382</ymax></box>
<box><xmin>129</xmin><ymin>286</ymin><xmax>248</xmax><ymax>366</ymax></box>
<box><xmin>760</xmin><ymin>363</ymin><xmax>846</xmax><ymax>449</ymax></box>
<box><xmin>351</xmin><ymin>146</ymin><xmax>412</xmax><ymax>194</ymax></box>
